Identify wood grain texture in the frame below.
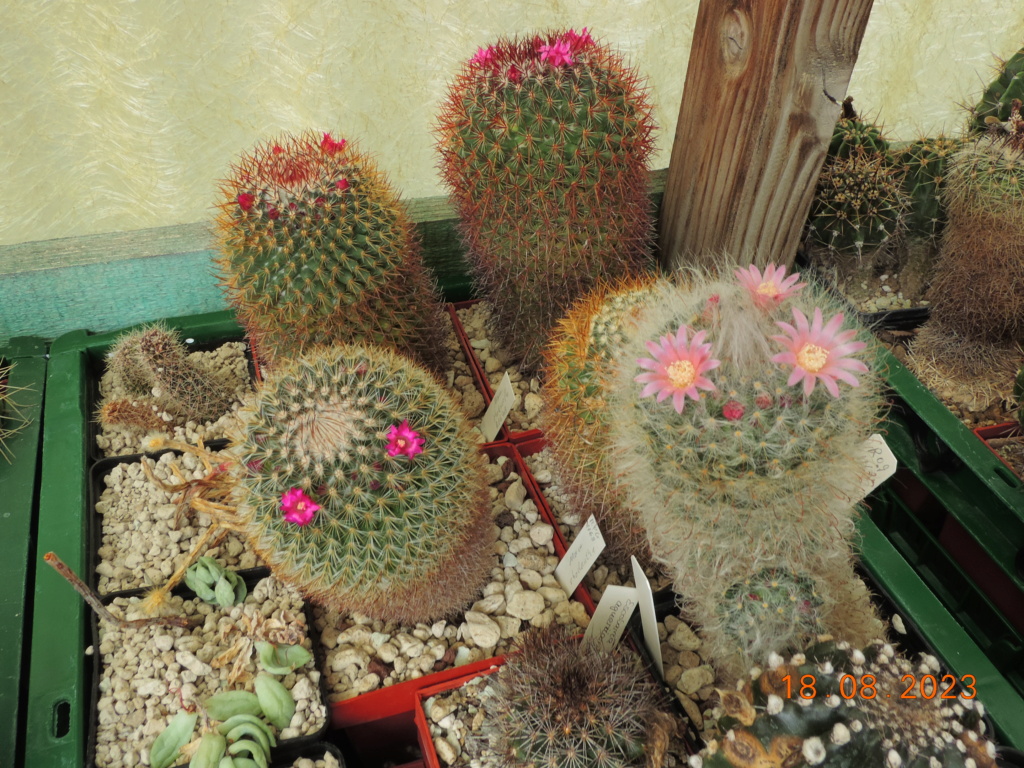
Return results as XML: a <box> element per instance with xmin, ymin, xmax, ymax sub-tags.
<box><xmin>659</xmin><ymin>0</ymin><xmax>874</xmax><ymax>270</ymax></box>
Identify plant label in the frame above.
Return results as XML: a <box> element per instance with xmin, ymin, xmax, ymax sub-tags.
<box><xmin>834</xmin><ymin>433</ymin><xmax>898</xmax><ymax>505</ymax></box>
<box><xmin>480</xmin><ymin>372</ymin><xmax>515</xmax><ymax>442</ymax></box>
<box><xmin>581</xmin><ymin>585</ymin><xmax>638</xmax><ymax>653</ymax></box>
<box><xmin>554</xmin><ymin>515</ymin><xmax>606</xmax><ymax>595</ymax></box>
<box><xmin>631</xmin><ymin>556</ymin><xmax>662</xmax><ymax>676</ymax></box>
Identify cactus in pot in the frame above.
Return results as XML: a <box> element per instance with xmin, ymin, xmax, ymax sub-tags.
<box><xmin>215</xmin><ymin>130</ymin><xmax>449</xmax><ymax>370</ymax></box>
<box><xmin>600</xmin><ymin>264</ymin><xmax>885</xmax><ymax>679</ymax></box>
<box><xmin>436</xmin><ymin>29</ymin><xmax>657</xmax><ymax>370</ymax></box>
<box><xmin>231</xmin><ymin>343</ymin><xmax>493</xmax><ymax>623</ymax></box>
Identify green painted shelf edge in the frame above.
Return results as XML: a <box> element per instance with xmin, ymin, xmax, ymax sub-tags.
<box><xmin>0</xmin><ymin>338</ymin><xmax>47</xmax><ymax>768</ymax></box>
<box><xmin>24</xmin><ymin>311</ymin><xmax>242</xmax><ymax>768</ymax></box>
<box><xmin>858</xmin><ymin>511</ymin><xmax>1024</xmax><ymax>748</ymax></box>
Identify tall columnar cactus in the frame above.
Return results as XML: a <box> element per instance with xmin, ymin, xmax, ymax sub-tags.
<box><xmin>970</xmin><ymin>46</ymin><xmax>1024</xmax><ymax>132</ymax></box>
<box><xmin>436</xmin><ymin>29</ymin><xmax>657</xmax><ymax>369</ymax></box>
<box><xmin>232</xmin><ymin>344</ymin><xmax>493</xmax><ymax>623</ymax></box>
<box><xmin>694</xmin><ymin>640</ymin><xmax>998</xmax><ymax>768</ymax></box>
<box><xmin>103</xmin><ymin>324</ymin><xmax>236</xmax><ymax>425</ymax></box>
<box><xmin>602</xmin><ymin>265</ymin><xmax>884</xmax><ymax>678</ymax></box>
<box><xmin>541</xmin><ymin>274</ymin><xmax>658</xmax><ymax>563</ymax></box>
<box><xmin>489</xmin><ymin>624</ymin><xmax>664</xmax><ymax>768</ymax></box>
<box><xmin>909</xmin><ymin>104</ymin><xmax>1024</xmax><ymax>408</ymax></box>
<box><xmin>215</xmin><ymin>131</ymin><xmax>449</xmax><ymax>370</ymax></box>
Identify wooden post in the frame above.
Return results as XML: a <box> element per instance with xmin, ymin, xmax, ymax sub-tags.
<box><xmin>659</xmin><ymin>0</ymin><xmax>874</xmax><ymax>270</ymax></box>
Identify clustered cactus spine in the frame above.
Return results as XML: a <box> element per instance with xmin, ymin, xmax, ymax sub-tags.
<box><xmin>233</xmin><ymin>344</ymin><xmax>493</xmax><ymax>623</ymax></box>
<box><xmin>0</xmin><ymin>362</ymin><xmax>29</xmax><ymax>462</ymax></box>
<box><xmin>490</xmin><ymin>624</ymin><xmax>664</xmax><ymax>768</ymax></box>
<box><xmin>970</xmin><ymin>46</ymin><xmax>1024</xmax><ymax>132</ymax></box>
<box><xmin>215</xmin><ymin>130</ymin><xmax>449</xmax><ymax>370</ymax></box>
<box><xmin>894</xmin><ymin>137</ymin><xmax>960</xmax><ymax>242</ymax></box>
<box><xmin>541</xmin><ymin>275</ymin><xmax>657</xmax><ymax>564</ymax></box>
<box><xmin>694</xmin><ymin>640</ymin><xmax>998</xmax><ymax>768</ymax></box>
<box><xmin>436</xmin><ymin>29</ymin><xmax>657</xmax><ymax>369</ymax></box>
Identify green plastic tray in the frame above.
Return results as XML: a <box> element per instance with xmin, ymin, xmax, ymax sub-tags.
<box><xmin>0</xmin><ymin>337</ymin><xmax>47</xmax><ymax>768</ymax></box>
<box><xmin>24</xmin><ymin>311</ymin><xmax>242</xmax><ymax>768</ymax></box>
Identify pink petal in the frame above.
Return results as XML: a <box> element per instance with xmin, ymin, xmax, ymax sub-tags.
<box><xmin>803</xmin><ymin>375</ymin><xmax>817</xmax><ymax>397</ymax></box>
<box><xmin>787</xmin><ymin>368</ymin><xmax>806</xmax><ymax>388</ymax></box>
<box><xmin>821</xmin><ymin>375</ymin><xmax>840</xmax><ymax>398</ymax></box>
<box><xmin>672</xmin><ymin>390</ymin><xmax>686</xmax><ymax>413</ymax></box>
<box><xmin>639</xmin><ymin>382</ymin><xmax>664</xmax><ymax>399</ymax></box>
<box><xmin>637</xmin><ymin>357</ymin><xmax>661</xmax><ymax>371</ymax></box>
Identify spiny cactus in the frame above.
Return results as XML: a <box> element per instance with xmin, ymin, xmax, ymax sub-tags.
<box><xmin>489</xmin><ymin>624</ymin><xmax>664</xmax><ymax>768</ymax></box>
<box><xmin>97</xmin><ymin>398</ymin><xmax>173</xmax><ymax>435</ymax></box>
<box><xmin>103</xmin><ymin>324</ymin><xmax>236</xmax><ymax>426</ymax></box>
<box><xmin>1015</xmin><ymin>366</ymin><xmax>1024</xmax><ymax>428</ymax></box>
<box><xmin>232</xmin><ymin>344</ymin><xmax>493</xmax><ymax>623</ymax></box>
<box><xmin>894</xmin><ymin>136</ymin><xmax>960</xmax><ymax>242</ymax></box>
<box><xmin>541</xmin><ymin>274</ymin><xmax>658</xmax><ymax>564</ymax></box>
<box><xmin>436</xmin><ymin>29</ymin><xmax>657</xmax><ymax>370</ymax></box>
<box><xmin>0</xmin><ymin>362</ymin><xmax>29</xmax><ymax>462</ymax></box>
<box><xmin>603</xmin><ymin>265</ymin><xmax>885</xmax><ymax>678</ymax></box>
<box><xmin>694</xmin><ymin>640</ymin><xmax>998</xmax><ymax>768</ymax></box>
<box><xmin>970</xmin><ymin>46</ymin><xmax>1024</xmax><ymax>132</ymax></box>
<box><xmin>215</xmin><ymin>130</ymin><xmax>449</xmax><ymax>370</ymax></box>
<box><xmin>829</xmin><ymin>98</ymin><xmax>890</xmax><ymax>159</ymax></box>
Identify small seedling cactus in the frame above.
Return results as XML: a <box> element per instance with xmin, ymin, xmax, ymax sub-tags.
<box><xmin>232</xmin><ymin>343</ymin><xmax>493</xmax><ymax>623</ymax></box>
<box><xmin>215</xmin><ymin>130</ymin><xmax>449</xmax><ymax>370</ymax></box>
<box><xmin>489</xmin><ymin>624</ymin><xmax>666</xmax><ymax>768</ymax></box>
<box><xmin>970</xmin><ymin>45</ymin><xmax>1024</xmax><ymax>132</ymax></box>
<box><xmin>436</xmin><ymin>29</ymin><xmax>657</xmax><ymax>369</ymax></box>
<box><xmin>694</xmin><ymin>640</ymin><xmax>998</xmax><ymax>768</ymax></box>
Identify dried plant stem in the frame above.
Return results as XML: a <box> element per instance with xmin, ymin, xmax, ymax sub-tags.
<box><xmin>139</xmin><ymin>525</ymin><xmax>228</xmax><ymax>615</ymax></box>
<box><xmin>43</xmin><ymin>552</ymin><xmax>195</xmax><ymax>629</ymax></box>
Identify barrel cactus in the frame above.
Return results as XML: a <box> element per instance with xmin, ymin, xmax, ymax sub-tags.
<box><xmin>830</xmin><ymin>97</ymin><xmax>890</xmax><ymax>158</ymax></box>
<box><xmin>232</xmin><ymin>344</ymin><xmax>493</xmax><ymax>623</ymax></box>
<box><xmin>436</xmin><ymin>29</ymin><xmax>656</xmax><ymax>369</ymax></box>
<box><xmin>693</xmin><ymin>640</ymin><xmax>997</xmax><ymax>768</ymax></box>
<box><xmin>894</xmin><ymin>137</ymin><xmax>960</xmax><ymax>242</ymax></box>
<box><xmin>215</xmin><ymin>130</ymin><xmax>449</xmax><ymax>370</ymax></box>
<box><xmin>970</xmin><ymin>46</ymin><xmax>1024</xmax><ymax>132</ymax></box>
<box><xmin>604</xmin><ymin>264</ymin><xmax>885</xmax><ymax>678</ymax></box>
<box><xmin>489</xmin><ymin>624</ymin><xmax>664</xmax><ymax>768</ymax></box>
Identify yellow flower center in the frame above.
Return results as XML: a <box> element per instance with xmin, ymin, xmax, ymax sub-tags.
<box><xmin>756</xmin><ymin>281</ymin><xmax>780</xmax><ymax>297</ymax></box>
<box><xmin>666</xmin><ymin>359</ymin><xmax>697</xmax><ymax>389</ymax></box>
<box><xmin>796</xmin><ymin>343</ymin><xmax>829</xmax><ymax>373</ymax></box>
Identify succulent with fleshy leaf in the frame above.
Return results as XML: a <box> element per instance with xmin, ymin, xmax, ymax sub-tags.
<box><xmin>436</xmin><ymin>29</ymin><xmax>657</xmax><ymax>369</ymax></box>
<box><xmin>603</xmin><ymin>264</ymin><xmax>884</xmax><ymax>678</ymax></box>
<box><xmin>693</xmin><ymin>639</ymin><xmax>998</xmax><ymax>768</ymax></box>
<box><xmin>215</xmin><ymin>130</ymin><xmax>449</xmax><ymax>370</ymax></box>
<box><xmin>970</xmin><ymin>46</ymin><xmax>1024</xmax><ymax>132</ymax></box>
<box><xmin>232</xmin><ymin>343</ymin><xmax>493</xmax><ymax>623</ymax></box>
<box><xmin>184</xmin><ymin>556</ymin><xmax>247</xmax><ymax>608</ymax></box>
<box><xmin>489</xmin><ymin>624</ymin><xmax>666</xmax><ymax>768</ymax></box>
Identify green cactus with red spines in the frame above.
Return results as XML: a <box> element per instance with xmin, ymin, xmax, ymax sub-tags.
<box><xmin>436</xmin><ymin>29</ymin><xmax>657</xmax><ymax>369</ymax></box>
<box><xmin>970</xmin><ymin>46</ymin><xmax>1024</xmax><ymax>132</ymax></box>
<box><xmin>233</xmin><ymin>343</ymin><xmax>493</xmax><ymax>623</ymax></box>
<box><xmin>215</xmin><ymin>131</ymin><xmax>449</xmax><ymax>370</ymax></box>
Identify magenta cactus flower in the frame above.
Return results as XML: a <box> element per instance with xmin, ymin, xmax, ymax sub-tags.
<box><xmin>280</xmin><ymin>487</ymin><xmax>320</xmax><ymax>526</ymax></box>
<box><xmin>771</xmin><ymin>307</ymin><xmax>868</xmax><ymax>397</ymax></box>
<box><xmin>735</xmin><ymin>263</ymin><xmax>806</xmax><ymax>310</ymax></box>
<box><xmin>538</xmin><ymin>38</ymin><xmax>573</xmax><ymax>67</ymax></box>
<box><xmin>635</xmin><ymin>326</ymin><xmax>720</xmax><ymax>413</ymax></box>
<box><xmin>386</xmin><ymin>420</ymin><xmax>425</xmax><ymax>458</ymax></box>
<box><xmin>471</xmin><ymin>45</ymin><xmax>497</xmax><ymax>66</ymax></box>
<box><xmin>565</xmin><ymin>27</ymin><xmax>594</xmax><ymax>51</ymax></box>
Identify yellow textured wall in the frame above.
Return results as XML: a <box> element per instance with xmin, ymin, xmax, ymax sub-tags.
<box><xmin>1</xmin><ymin>0</ymin><xmax>1022</xmax><ymax>247</ymax></box>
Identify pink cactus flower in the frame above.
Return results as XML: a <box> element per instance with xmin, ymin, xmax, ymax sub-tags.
<box><xmin>471</xmin><ymin>45</ymin><xmax>497</xmax><ymax>66</ymax></box>
<box><xmin>237</xmin><ymin>192</ymin><xmax>255</xmax><ymax>211</ymax></box>
<box><xmin>565</xmin><ymin>27</ymin><xmax>594</xmax><ymax>52</ymax></box>
<box><xmin>280</xmin><ymin>487</ymin><xmax>320</xmax><ymax>526</ymax></box>
<box><xmin>386</xmin><ymin>420</ymin><xmax>425</xmax><ymax>458</ymax></box>
<box><xmin>735</xmin><ymin>263</ymin><xmax>806</xmax><ymax>310</ymax></box>
<box><xmin>635</xmin><ymin>326</ymin><xmax>720</xmax><ymax>413</ymax></box>
<box><xmin>336</xmin><ymin>178</ymin><xmax>349</xmax><ymax>191</ymax></box>
<box><xmin>320</xmin><ymin>132</ymin><xmax>346</xmax><ymax>154</ymax></box>
<box><xmin>771</xmin><ymin>307</ymin><xmax>868</xmax><ymax>397</ymax></box>
<box><xmin>722</xmin><ymin>400</ymin><xmax>745</xmax><ymax>421</ymax></box>
<box><xmin>507</xmin><ymin>64</ymin><xmax>521</xmax><ymax>82</ymax></box>
<box><xmin>539</xmin><ymin>38</ymin><xmax>573</xmax><ymax>67</ymax></box>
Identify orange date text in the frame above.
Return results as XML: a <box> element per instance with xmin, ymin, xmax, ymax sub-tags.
<box><xmin>782</xmin><ymin>673</ymin><xmax>977</xmax><ymax>700</ymax></box>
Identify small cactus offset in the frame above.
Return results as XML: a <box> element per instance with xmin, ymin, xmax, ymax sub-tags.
<box><xmin>232</xmin><ymin>344</ymin><xmax>493</xmax><ymax>623</ymax></box>
<box><xmin>436</xmin><ymin>29</ymin><xmax>657</xmax><ymax>369</ymax></box>
<box><xmin>541</xmin><ymin>274</ymin><xmax>658</xmax><ymax>564</ymax></box>
<box><xmin>970</xmin><ymin>46</ymin><xmax>1024</xmax><ymax>132</ymax></box>
<box><xmin>489</xmin><ymin>624</ymin><xmax>665</xmax><ymax>768</ymax></box>
<box><xmin>215</xmin><ymin>130</ymin><xmax>449</xmax><ymax>370</ymax></box>
<box><xmin>604</xmin><ymin>265</ymin><xmax>885</xmax><ymax>677</ymax></box>
<box><xmin>694</xmin><ymin>640</ymin><xmax>998</xmax><ymax>768</ymax></box>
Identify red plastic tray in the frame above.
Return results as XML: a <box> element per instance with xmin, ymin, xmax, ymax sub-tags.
<box><xmin>413</xmin><ymin>663</ymin><xmax>505</xmax><ymax>768</ymax></box>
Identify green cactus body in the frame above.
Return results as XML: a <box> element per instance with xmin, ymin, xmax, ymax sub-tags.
<box><xmin>894</xmin><ymin>137</ymin><xmax>960</xmax><ymax>241</ymax></box>
<box><xmin>604</xmin><ymin>267</ymin><xmax>884</xmax><ymax>677</ymax></box>
<box><xmin>541</xmin><ymin>275</ymin><xmax>657</xmax><ymax>564</ymax></box>
<box><xmin>233</xmin><ymin>344</ymin><xmax>493</xmax><ymax>623</ymax></box>
<box><xmin>215</xmin><ymin>131</ymin><xmax>448</xmax><ymax>370</ymax></box>
<box><xmin>490</xmin><ymin>625</ymin><xmax>661</xmax><ymax>768</ymax></box>
<box><xmin>829</xmin><ymin>99</ymin><xmax>890</xmax><ymax>158</ymax></box>
<box><xmin>436</xmin><ymin>29</ymin><xmax>656</xmax><ymax>369</ymax></box>
<box><xmin>697</xmin><ymin>640</ymin><xmax>998</xmax><ymax>768</ymax></box>
<box><xmin>808</xmin><ymin>147</ymin><xmax>907</xmax><ymax>258</ymax></box>
<box><xmin>970</xmin><ymin>46</ymin><xmax>1024</xmax><ymax>132</ymax></box>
